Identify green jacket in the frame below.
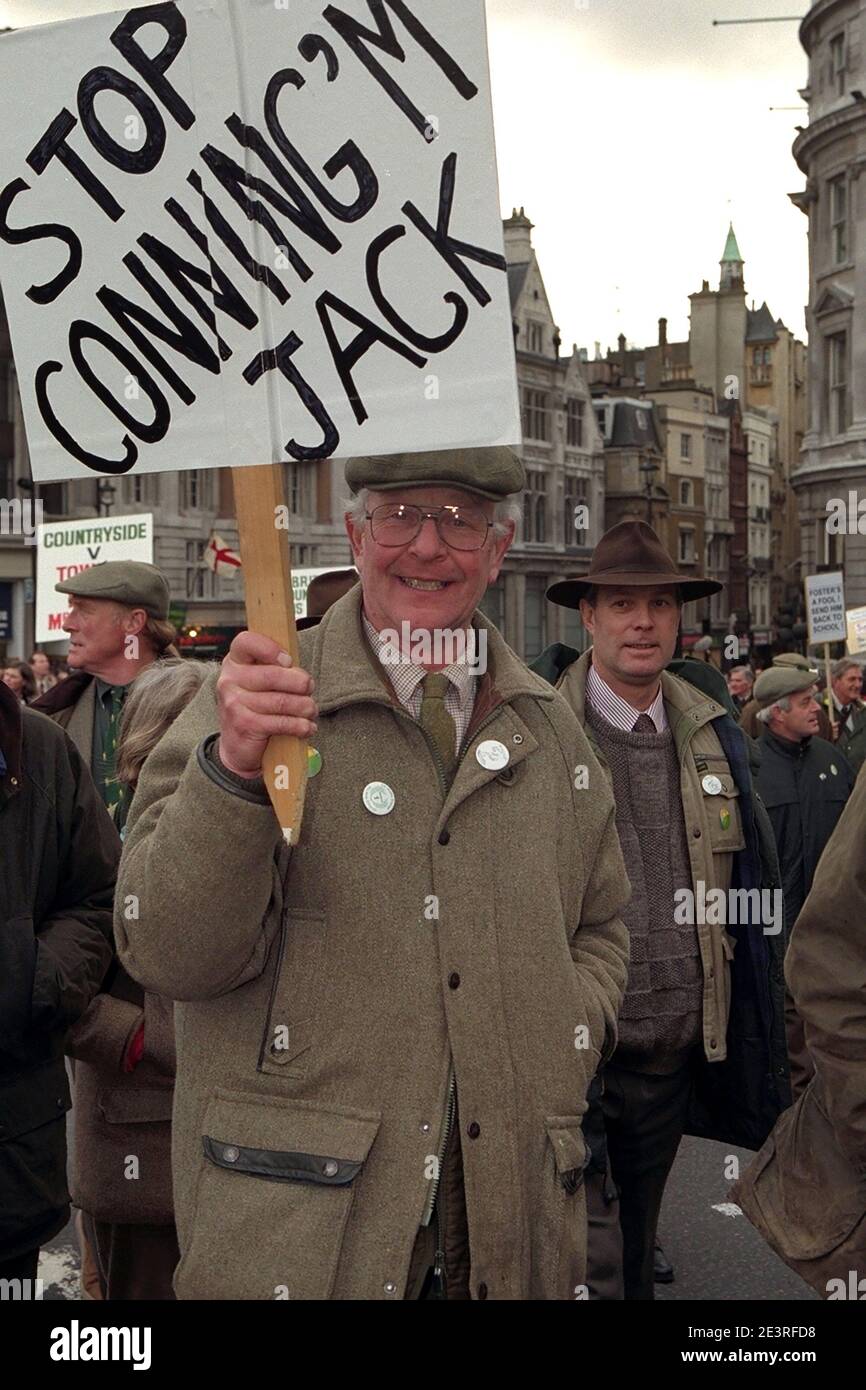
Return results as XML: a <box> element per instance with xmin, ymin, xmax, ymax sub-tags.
<box><xmin>821</xmin><ymin>694</ymin><xmax>866</xmax><ymax>775</ymax></box>
<box><xmin>116</xmin><ymin>589</ymin><xmax>630</xmax><ymax>1300</ymax></box>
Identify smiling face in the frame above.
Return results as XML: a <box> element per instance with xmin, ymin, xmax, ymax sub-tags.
<box><xmin>833</xmin><ymin>665</ymin><xmax>862</xmax><ymax>706</ymax></box>
<box><xmin>579</xmin><ymin>585</ymin><xmax>682</xmax><ymax>693</ymax></box>
<box><xmin>345</xmin><ymin>486</ymin><xmax>514</xmax><ymax>636</ymax></box>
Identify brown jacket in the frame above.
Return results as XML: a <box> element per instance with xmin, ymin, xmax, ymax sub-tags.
<box><xmin>116</xmin><ymin>589</ymin><xmax>630</xmax><ymax>1300</ymax></box>
<box><xmin>731</xmin><ymin>764</ymin><xmax>866</xmax><ymax>1295</ymax></box>
<box><xmin>557</xmin><ymin>652</ymin><xmax>741</xmax><ymax>1063</ymax></box>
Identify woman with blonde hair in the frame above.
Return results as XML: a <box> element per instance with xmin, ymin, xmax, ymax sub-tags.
<box><xmin>67</xmin><ymin>659</ymin><xmax>214</xmax><ymax>1300</ymax></box>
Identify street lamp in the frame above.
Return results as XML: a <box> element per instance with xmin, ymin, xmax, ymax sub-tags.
<box><xmin>96</xmin><ymin>478</ymin><xmax>117</xmax><ymax>517</ymax></box>
<box><xmin>639</xmin><ymin>459</ymin><xmax>659</xmax><ymax>525</ymax></box>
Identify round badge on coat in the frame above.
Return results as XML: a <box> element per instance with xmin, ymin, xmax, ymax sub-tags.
<box><xmin>476</xmin><ymin>739</ymin><xmax>510</xmax><ymax>771</ymax></box>
<box><xmin>307</xmin><ymin>747</ymin><xmax>323</xmax><ymax>778</ymax></box>
<box><xmin>702</xmin><ymin>775</ymin><xmax>723</xmax><ymax>796</ymax></box>
<box><xmin>363</xmin><ymin>781</ymin><xmax>395</xmax><ymax>816</ymax></box>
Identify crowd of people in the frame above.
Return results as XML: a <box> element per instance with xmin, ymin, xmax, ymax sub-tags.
<box><xmin>1</xmin><ymin>446</ymin><xmax>864</xmax><ymax>1302</ymax></box>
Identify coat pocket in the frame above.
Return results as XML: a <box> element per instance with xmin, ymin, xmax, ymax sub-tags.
<box><xmin>259</xmin><ymin>912</ymin><xmax>325</xmax><ymax>1078</ymax></box>
<box><xmin>701</xmin><ymin>769</ymin><xmax>746</xmax><ymax>854</ymax></box>
<box><xmin>537</xmin><ymin>1116</ymin><xmax>590</xmax><ymax>1298</ymax></box>
<box><xmin>734</xmin><ymin>1079</ymin><xmax>866</xmax><ymax>1283</ymax></box>
<box><xmin>174</xmin><ymin>1088</ymin><xmax>381</xmax><ymax>1300</ymax></box>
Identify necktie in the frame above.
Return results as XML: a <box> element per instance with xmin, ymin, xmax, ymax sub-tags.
<box><xmin>419</xmin><ymin>673</ymin><xmax>457</xmax><ymax>786</ymax></box>
<box><xmin>633</xmin><ymin>713</ymin><xmax>656</xmax><ymax>733</ymax></box>
<box><xmin>104</xmin><ymin>686</ymin><xmax>126</xmax><ymax>814</ymax></box>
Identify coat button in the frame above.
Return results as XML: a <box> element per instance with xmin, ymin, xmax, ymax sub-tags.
<box><xmin>710</xmin><ymin>1038</ymin><xmax>717</xmax><ymax>1050</ymax></box>
<box><xmin>692</xmin><ymin>828</ymin><xmax>702</xmax><ymax>838</ymax></box>
<box><xmin>323</xmin><ymin>1160</ymin><xmax>339</xmax><ymax>1177</ymax></box>
<box><xmin>223</xmin><ymin>1146</ymin><xmax>240</xmax><ymax>1163</ymax></box>
<box><xmin>420</xmin><ymin>1122</ymin><xmax>431</xmax><ymax>1134</ymax></box>
<box><xmin>467</xmin><ymin>1121</ymin><xmax>481</xmax><ymax>1139</ymax></box>
<box><xmin>449</xmin><ymin>973</ymin><xmax>461</xmax><ymax>990</ymax></box>
<box><xmin>477</xmin><ymin>1282</ymin><xmax>488</xmax><ymax>1299</ymax></box>
<box><xmin>438</xmin><ymin>830</ymin><xmax>450</xmax><ymax>846</ymax></box>
<box><xmin>384</xmin><ymin>1281</ymin><xmax>397</xmax><ymax>1296</ymax></box>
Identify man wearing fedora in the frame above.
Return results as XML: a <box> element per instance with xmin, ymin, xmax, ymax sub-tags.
<box><xmin>115</xmin><ymin>448</ymin><xmax>631</xmax><ymax>1300</ymax></box>
<box><xmin>535</xmin><ymin>520</ymin><xmax>789</xmax><ymax>1300</ymax></box>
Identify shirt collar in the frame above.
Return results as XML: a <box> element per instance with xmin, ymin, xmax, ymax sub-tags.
<box><xmin>361</xmin><ymin>611</ymin><xmax>476</xmax><ymax>702</ymax></box>
<box><xmin>586</xmin><ymin>661</ymin><xmax>668</xmax><ymax>733</ymax></box>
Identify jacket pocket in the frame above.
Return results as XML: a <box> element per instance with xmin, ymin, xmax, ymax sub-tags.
<box><xmin>539</xmin><ymin>1116</ymin><xmax>590</xmax><ymax>1297</ymax></box>
<box><xmin>174</xmin><ymin>1088</ymin><xmax>381</xmax><ymax>1300</ymax></box>
<box><xmin>739</xmin><ymin>1079</ymin><xmax>866</xmax><ymax>1266</ymax></box>
<box><xmin>98</xmin><ymin>1087</ymin><xmax>174</xmax><ymax>1125</ymax></box>
<box><xmin>701</xmin><ymin>770</ymin><xmax>746</xmax><ymax>854</ymax></box>
<box><xmin>259</xmin><ymin>912</ymin><xmax>325</xmax><ymax>1078</ymax></box>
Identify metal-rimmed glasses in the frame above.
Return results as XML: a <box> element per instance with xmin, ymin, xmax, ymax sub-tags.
<box><xmin>365</xmin><ymin>503</ymin><xmax>493</xmax><ymax>552</ymax></box>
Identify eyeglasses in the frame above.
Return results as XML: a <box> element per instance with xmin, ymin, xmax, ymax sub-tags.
<box><xmin>365</xmin><ymin>503</ymin><xmax>493</xmax><ymax>552</ymax></box>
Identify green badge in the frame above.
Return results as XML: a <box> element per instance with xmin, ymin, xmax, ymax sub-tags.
<box><xmin>307</xmin><ymin>747</ymin><xmax>322</xmax><ymax>778</ymax></box>
<box><xmin>719</xmin><ymin>808</ymin><xmax>731</xmax><ymax>831</ymax></box>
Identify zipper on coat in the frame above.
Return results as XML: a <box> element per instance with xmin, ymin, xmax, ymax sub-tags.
<box><xmin>430</xmin><ymin>1072</ymin><xmax>456</xmax><ymax>1296</ymax></box>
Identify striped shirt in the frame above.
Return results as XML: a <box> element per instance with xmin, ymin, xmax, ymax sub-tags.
<box><xmin>586</xmin><ymin>661</ymin><xmax>668</xmax><ymax>734</ymax></box>
<box><xmin>362</xmin><ymin>612</ymin><xmax>476</xmax><ymax>754</ymax></box>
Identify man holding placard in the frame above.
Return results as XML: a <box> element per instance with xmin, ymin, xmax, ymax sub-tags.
<box><xmin>116</xmin><ymin>448</ymin><xmax>631</xmax><ymax>1300</ymax></box>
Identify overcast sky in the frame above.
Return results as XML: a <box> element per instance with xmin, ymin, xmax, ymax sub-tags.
<box><xmin>0</xmin><ymin>0</ymin><xmax>811</xmax><ymax>355</ymax></box>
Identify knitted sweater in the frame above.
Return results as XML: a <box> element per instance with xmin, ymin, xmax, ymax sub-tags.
<box><xmin>585</xmin><ymin>702</ymin><xmax>702</xmax><ymax>1072</ymax></box>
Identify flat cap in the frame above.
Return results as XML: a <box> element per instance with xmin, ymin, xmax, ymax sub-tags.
<box><xmin>345</xmin><ymin>446</ymin><xmax>525</xmax><ymax>501</ymax></box>
<box><xmin>693</xmin><ymin>635</ymin><xmax>713</xmax><ymax>652</ymax></box>
<box><xmin>55</xmin><ymin>561</ymin><xmax>170</xmax><ymax>619</ymax></box>
<box><xmin>754</xmin><ymin>666</ymin><xmax>816</xmax><ymax>709</ymax></box>
<box><xmin>773</xmin><ymin>652</ymin><xmax>818</xmax><ymax>676</ymax></box>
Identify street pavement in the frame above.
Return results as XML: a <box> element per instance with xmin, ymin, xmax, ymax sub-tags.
<box><xmin>35</xmin><ymin>1134</ymin><xmax>816</xmax><ymax>1302</ymax></box>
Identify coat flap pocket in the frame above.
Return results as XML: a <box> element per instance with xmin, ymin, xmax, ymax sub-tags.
<box><xmin>98</xmin><ymin>1086</ymin><xmax>174</xmax><ymax>1125</ymax></box>
<box><xmin>545</xmin><ymin>1115</ymin><xmax>589</xmax><ymax>1180</ymax></box>
<box><xmin>744</xmin><ymin>1083</ymin><xmax>866</xmax><ymax>1260</ymax></box>
<box><xmin>202</xmin><ymin>1088</ymin><xmax>381</xmax><ymax>1187</ymax></box>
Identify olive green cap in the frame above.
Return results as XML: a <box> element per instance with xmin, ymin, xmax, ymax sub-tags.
<box><xmin>754</xmin><ymin>666</ymin><xmax>816</xmax><ymax>709</ymax></box>
<box><xmin>345</xmin><ymin>446</ymin><xmax>525</xmax><ymax>501</ymax></box>
<box><xmin>55</xmin><ymin>561</ymin><xmax>170</xmax><ymax>619</ymax></box>
<box><xmin>772</xmin><ymin>652</ymin><xmax>819</xmax><ymax>676</ymax></box>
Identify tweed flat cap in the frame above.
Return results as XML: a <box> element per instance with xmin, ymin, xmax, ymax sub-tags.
<box><xmin>754</xmin><ymin>666</ymin><xmax>816</xmax><ymax>709</ymax></box>
<box><xmin>55</xmin><ymin>561</ymin><xmax>170</xmax><ymax>619</ymax></box>
<box><xmin>345</xmin><ymin>446</ymin><xmax>525</xmax><ymax>500</ymax></box>
<box><xmin>773</xmin><ymin>652</ymin><xmax>819</xmax><ymax>676</ymax></box>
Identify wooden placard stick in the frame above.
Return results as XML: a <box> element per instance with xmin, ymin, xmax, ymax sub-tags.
<box><xmin>823</xmin><ymin>641</ymin><xmax>836</xmax><ymax>742</ymax></box>
<box><xmin>232</xmin><ymin>463</ymin><xmax>308</xmax><ymax>846</ymax></box>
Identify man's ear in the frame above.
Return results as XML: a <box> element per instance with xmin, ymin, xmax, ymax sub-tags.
<box><xmin>579</xmin><ymin>598</ymin><xmax>595</xmax><ymax>636</ymax></box>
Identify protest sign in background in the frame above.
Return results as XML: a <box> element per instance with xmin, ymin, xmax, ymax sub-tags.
<box><xmin>36</xmin><ymin>512</ymin><xmax>154</xmax><ymax>642</ymax></box>
<box><xmin>805</xmin><ymin>571</ymin><xmax>847</xmax><ymax>647</ymax></box>
<box><xmin>0</xmin><ymin>0</ymin><xmax>520</xmax><ymax>483</ymax></box>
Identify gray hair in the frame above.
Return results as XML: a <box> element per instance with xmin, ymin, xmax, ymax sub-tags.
<box><xmin>832</xmin><ymin>657</ymin><xmax>861</xmax><ymax>681</ymax></box>
<box><xmin>117</xmin><ymin>658</ymin><xmax>215</xmax><ymax>787</ymax></box>
<box><xmin>345</xmin><ymin>488</ymin><xmax>520</xmax><ymax>539</ymax></box>
<box><xmin>756</xmin><ymin>695</ymin><xmax>792</xmax><ymax>724</ymax></box>
<box><xmin>729</xmin><ymin>665</ymin><xmax>754</xmax><ymax>685</ymax></box>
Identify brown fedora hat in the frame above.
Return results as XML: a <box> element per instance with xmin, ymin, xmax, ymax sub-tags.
<box><xmin>297</xmin><ymin>569</ymin><xmax>359</xmax><ymax>630</ymax></box>
<box><xmin>547</xmin><ymin>520</ymin><xmax>723</xmax><ymax>610</ymax></box>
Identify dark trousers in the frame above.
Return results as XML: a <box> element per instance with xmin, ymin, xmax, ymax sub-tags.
<box><xmin>587</xmin><ymin>1055</ymin><xmax>695</xmax><ymax>1301</ymax></box>
<box><xmin>0</xmin><ymin>1247</ymin><xmax>39</xmax><ymax>1283</ymax></box>
<box><xmin>83</xmin><ymin>1212</ymin><xmax>179</xmax><ymax>1301</ymax></box>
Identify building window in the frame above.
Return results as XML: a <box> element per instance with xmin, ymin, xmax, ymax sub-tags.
<box><xmin>185</xmin><ymin>540</ymin><xmax>206</xmax><ymax>598</ymax></box>
<box><xmin>564</xmin><ymin>475</ymin><xmax>588</xmax><ymax>547</ymax></box>
<box><xmin>523</xmin><ymin>470</ymin><xmax>548</xmax><ymax>544</ymax></box>
<box><xmin>680</xmin><ymin>479</ymin><xmax>692</xmax><ymax>507</ymax></box>
<box><xmin>829</xmin><ymin>175</ymin><xmax>847</xmax><ymax>263</ymax></box>
<box><xmin>180</xmin><ymin>470</ymin><xmax>212</xmax><ymax>510</ymax></box>
<box><xmin>830</xmin><ymin>31</ymin><xmax>846</xmax><ymax>97</ymax></box>
<box><xmin>522</xmin><ymin>389</ymin><xmax>550</xmax><ymax>442</ymax></box>
<box><xmin>524</xmin><ymin>577</ymin><xmax>547</xmax><ymax>662</ymax></box>
<box><xmin>680</xmin><ymin>433</ymin><xmax>692</xmax><ymax>460</ymax></box>
<box><xmin>527</xmin><ymin>322</ymin><xmax>544</xmax><ymax>354</ymax></box>
<box><xmin>566</xmin><ymin>398</ymin><xmax>585</xmax><ymax>449</ymax></box>
<box><xmin>827</xmin><ymin>331</ymin><xmax>848</xmax><ymax>434</ymax></box>
<box><xmin>678</xmin><ymin>528</ymin><xmax>695</xmax><ymax>564</ymax></box>
<box><xmin>595</xmin><ymin>407</ymin><xmax>607</xmax><ymax>439</ymax></box>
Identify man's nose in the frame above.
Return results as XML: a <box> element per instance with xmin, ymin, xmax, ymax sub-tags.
<box><xmin>61</xmin><ymin>612</ymin><xmax>75</xmax><ymax>631</ymax></box>
<box><xmin>408</xmin><ymin>515</ymin><xmax>448</xmax><ymax>559</ymax></box>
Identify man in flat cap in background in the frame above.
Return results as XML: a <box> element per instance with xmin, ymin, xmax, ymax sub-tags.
<box><xmin>534</xmin><ymin>519</ymin><xmax>788</xmax><ymax>1301</ymax></box>
<box><xmin>116</xmin><ymin>446</ymin><xmax>631</xmax><ymax>1300</ymax></box>
<box><xmin>31</xmin><ymin>559</ymin><xmax>176</xmax><ymax>1299</ymax></box>
<box><xmin>738</xmin><ymin>653</ymin><xmax>832</xmax><ymax>742</ymax></box>
<box><xmin>752</xmin><ymin>663</ymin><xmax>855</xmax><ymax>1095</ymax></box>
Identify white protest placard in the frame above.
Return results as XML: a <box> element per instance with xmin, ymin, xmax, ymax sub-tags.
<box><xmin>0</xmin><ymin>0</ymin><xmax>520</xmax><ymax>484</ymax></box>
<box><xmin>847</xmin><ymin>605</ymin><xmax>866</xmax><ymax>656</ymax></box>
<box><xmin>36</xmin><ymin>512</ymin><xmax>154</xmax><ymax>642</ymax></box>
<box><xmin>292</xmin><ymin>566</ymin><xmax>340</xmax><ymax>620</ymax></box>
<box><xmin>805</xmin><ymin>571</ymin><xmax>847</xmax><ymax>647</ymax></box>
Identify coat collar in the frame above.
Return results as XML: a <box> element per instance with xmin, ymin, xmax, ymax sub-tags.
<box><xmin>305</xmin><ymin>585</ymin><xmax>557</xmax><ymax>720</ymax></box>
<box><xmin>0</xmin><ymin>680</ymin><xmax>23</xmax><ymax>805</ymax></box>
<box><xmin>566</xmin><ymin>649</ymin><xmax>727</xmax><ymax>754</ymax></box>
